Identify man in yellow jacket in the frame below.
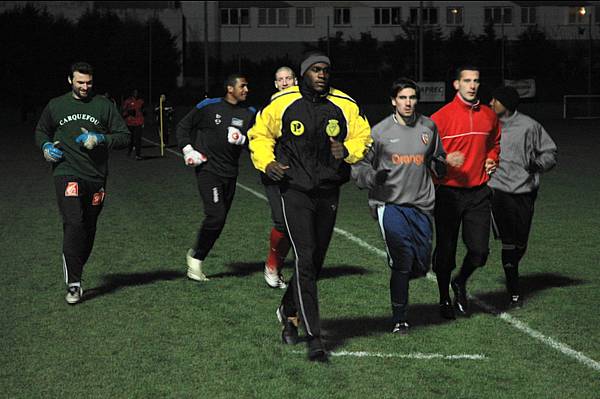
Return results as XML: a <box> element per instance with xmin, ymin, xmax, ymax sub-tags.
<box><xmin>248</xmin><ymin>52</ymin><xmax>372</xmax><ymax>362</ymax></box>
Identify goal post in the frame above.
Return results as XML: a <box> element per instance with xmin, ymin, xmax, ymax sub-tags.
<box><xmin>563</xmin><ymin>95</ymin><xmax>600</xmax><ymax>119</ymax></box>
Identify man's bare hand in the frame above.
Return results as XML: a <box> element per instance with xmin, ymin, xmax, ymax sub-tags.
<box><xmin>265</xmin><ymin>161</ymin><xmax>289</xmax><ymax>181</ymax></box>
<box><xmin>446</xmin><ymin>151</ymin><xmax>465</xmax><ymax>168</ymax></box>
<box><xmin>485</xmin><ymin>158</ymin><xmax>497</xmax><ymax>175</ymax></box>
<box><xmin>330</xmin><ymin>137</ymin><xmax>346</xmax><ymax>160</ymax></box>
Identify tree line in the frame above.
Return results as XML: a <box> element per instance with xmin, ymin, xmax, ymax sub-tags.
<box><xmin>0</xmin><ymin>4</ymin><xmax>180</xmax><ymax>117</ymax></box>
<box><xmin>1</xmin><ymin>3</ymin><xmax>596</xmax><ymax>118</ymax></box>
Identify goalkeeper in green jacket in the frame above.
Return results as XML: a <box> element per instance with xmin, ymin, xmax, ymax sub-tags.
<box><xmin>34</xmin><ymin>61</ymin><xmax>131</xmax><ymax>305</ymax></box>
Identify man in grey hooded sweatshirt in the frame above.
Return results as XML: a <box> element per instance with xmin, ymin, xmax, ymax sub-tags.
<box><xmin>488</xmin><ymin>86</ymin><xmax>557</xmax><ymax>308</ymax></box>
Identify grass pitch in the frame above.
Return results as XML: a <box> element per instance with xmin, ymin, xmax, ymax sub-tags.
<box><xmin>1</xmin><ymin>117</ymin><xmax>599</xmax><ymax>398</ymax></box>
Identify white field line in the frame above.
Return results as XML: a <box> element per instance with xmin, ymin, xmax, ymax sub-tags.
<box><xmin>144</xmin><ymin>137</ymin><xmax>600</xmax><ymax>372</ymax></box>
<box><xmin>293</xmin><ymin>350</ymin><xmax>486</xmax><ymax>360</ymax></box>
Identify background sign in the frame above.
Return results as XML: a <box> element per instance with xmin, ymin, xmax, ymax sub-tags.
<box><xmin>416</xmin><ymin>81</ymin><xmax>446</xmax><ymax>102</ymax></box>
<box><xmin>504</xmin><ymin>79</ymin><xmax>536</xmax><ymax>98</ymax></box>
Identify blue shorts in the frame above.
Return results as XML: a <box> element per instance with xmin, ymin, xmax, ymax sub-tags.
<box><xmin>377</xmin><ymin>204</ymin><xmax>433</xmax><ymax>278</ymax></box>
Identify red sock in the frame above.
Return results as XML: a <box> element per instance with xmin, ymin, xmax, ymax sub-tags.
<box><xmin>266</xmin><ymin>227</ymin><xmax>290</xmax><ymax>271</ymax></box>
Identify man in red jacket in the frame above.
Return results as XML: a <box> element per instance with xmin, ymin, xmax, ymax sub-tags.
<box><xmin>431</xmin><ymin>65</ymin><xmax>500</xmax><ymax>319</ymax></box>
<box><xmin>122</xmin><ymin>88</ymin><xmax>145</xmax><ymax>160</ymax></box>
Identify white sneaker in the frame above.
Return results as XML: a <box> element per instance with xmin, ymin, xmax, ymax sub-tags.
<box><xmin>186</xmin><ymin>249</ymin><xmax>209</xmax><ymax>281</ymax></box>
<box><xmin>65</xmin><ymin>285</ymin><xmax>83</xmax><ymax>305</ymax></box>
<box><xmin>264</xmin><ymin>264</ymin><xmax>287</xmax><ymax>289</ymax></box>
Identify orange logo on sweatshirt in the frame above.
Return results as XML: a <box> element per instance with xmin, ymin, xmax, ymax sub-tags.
<box><xmin>391</xmin><ymin>154</ymin><xmax>424</xmax><ymax>165</ymax></box>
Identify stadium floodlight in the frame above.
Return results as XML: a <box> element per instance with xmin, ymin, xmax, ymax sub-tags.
<box><xmin>563</xmin><ymin>95</ymin><xmax>600</xmax><ymax>119</ymax></box>
<box><xmin>578</xmin><ymin>7</ymin><xmax>593</xmax><ymax>100</ymax></box>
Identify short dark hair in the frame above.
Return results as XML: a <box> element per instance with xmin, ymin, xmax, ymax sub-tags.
<box><xmin>455</xmin><ymin>64</ymin><xmax>480</xmax><ymax>80</ymax></box>
<box><xmin>224</xmin><ymin>73</ymin><xmax>246</xmax><ymax>91</ymax></box>
<box><xmin>390</xmin><ymin>78</ymin><xmax>420</xmax><ymax>99</ymax></box>
<box><xmin>70</xmin><ymin>62</ymin><xmax>93</xmax><ymax>78</ymax></box>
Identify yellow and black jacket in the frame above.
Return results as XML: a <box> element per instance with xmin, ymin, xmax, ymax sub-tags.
<box><xmin>248</xmin><ymin>85</ymin><xmax>372</xmax><ymax>192</ymax></box>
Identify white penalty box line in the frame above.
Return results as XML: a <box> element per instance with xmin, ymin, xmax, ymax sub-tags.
<box><xmin>146</xmin><ymin>137</ymin><xmax>600</xmax><ymax>372</ymax></box>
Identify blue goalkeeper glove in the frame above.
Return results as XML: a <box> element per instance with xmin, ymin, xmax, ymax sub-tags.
<box><xmin>75</xmin><ymin>128</ymin><xmax>105</xmax><ymax>150</ymax></box>
<box><xmin>42</xmin><ymin>141</ymin><xmax>64</xmax><ymax>162</ymax></box>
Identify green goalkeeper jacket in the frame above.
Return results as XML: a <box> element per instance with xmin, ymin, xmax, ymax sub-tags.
<box><xmin>35</xmin><ymin>92</ymin><xmax>131</xmax><ymax>182</ymax></box>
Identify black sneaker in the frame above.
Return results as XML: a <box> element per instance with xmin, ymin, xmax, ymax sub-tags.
<box><xmin>439</xmin><ymin>299</ymin><xmax>456</xmax><ymax>320</ymax></box>
<box><xmin>307</xmin><ymin>336</ymin><xmax>328</xmax><ymax>362</ymax></box>
<box><xmin>392</xmin><ymin>321</ymin><xmax>409</xmax><ymax>335</ymax></box>
<box><xmin>508</xmin><ymin>295</ymin><xmax>523</xmax><ymax>309</ymax></box>
<box><xmin>276</xmin><ymin>305</ymin><xmax>299</xmax><ymax>345</ymax></box>
<box><xmin>451</xmin><ymin>278</ymin><xmax>469</xmax><ymax>317</ymax></box>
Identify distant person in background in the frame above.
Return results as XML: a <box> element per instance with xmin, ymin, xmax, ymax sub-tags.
<box><xmin>154</xmin><ymin>94</ymin><xmax>175</xmax><ymax>145</ymax></box>
<box><xmin>122</xmin><ymin>88</ymin><xmax>145</xmax><ymax>160</ymax></box>
<box><xmin>352</xmin><ymin>78</ymin><xmax>446</xmax><ymax>334</ymax></box>
<box><xmin>176</xmin><ymin>74</ymin><xmax>255</xmax><ymax>282</ymax></box>
<box><xmin>261</xmin><ymin>66</ymin><xmax>298</xmax><ymax>290</ymax></box>
<box><xmin>34</xmin><ymin>61</ymin><xmax>130</xmax><ymax>304</ymax></box>
<box><xmin>430</xmin><ymin>65</ymin><xmax>501</xmax><ymax>320</ymax></box>
<box><xmin>488</xmin><ymin>86</ymin><xmax>557</xmax><ymax>308</ymax></box>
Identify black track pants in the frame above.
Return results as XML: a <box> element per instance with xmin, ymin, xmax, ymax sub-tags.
<box><xmin>280</xmin><ymin>187</ymin><xmax>339</xmax><ymax>338</ymax></box>
<box><xmin>54</xmin><ymin>176</ymin><xmax>106</xmax><ymax>284</ymax></box>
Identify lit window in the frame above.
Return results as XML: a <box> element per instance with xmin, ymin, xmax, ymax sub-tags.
<box><xmin>446</xmin><ymin>7</ymin><xmax>463</xmax><ymax>25</ymax></box>
<box><xmin>568</xmin><ymin>6</ymin><xmax>587</xmax><ymax>24</ymax></box>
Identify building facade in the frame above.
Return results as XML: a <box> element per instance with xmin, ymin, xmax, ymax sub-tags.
<box><xmin>2</xmin><ymin>1</ymin><xmax>598</xmax><ymax>84</ymax></box>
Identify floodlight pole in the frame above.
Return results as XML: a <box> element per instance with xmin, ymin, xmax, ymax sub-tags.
<box><xmin>327</xmin><ymin>16</ymin><xmax>330</xmax><ymax>57</ymax></box>
<box><xmin>501</xmin><ymin>11</ymin><xmax>505</xmax><ymax>83</ymax></box>
<box><xmin>238</xmin><ymin>24</ymin><xmax>242</xmax><ymax>72</ymax></box>
<box><xmin>149</xmin><ymin>18</ymin><xmax>152</xmax><ymax>105</ymax></box>
<box><xmin>418</xmin><ymin>1</ymin><xmax>423</xmax><ymax>81</ymax></box>
<box><xmin>588</xmin><ymin>8</ymin><xmax>592</xmax><ymax>97</ymax></box>
<box><xmin>204</xmin><ymin>1</ymin><xmax>209</xmax><ymax>95</ymax></box>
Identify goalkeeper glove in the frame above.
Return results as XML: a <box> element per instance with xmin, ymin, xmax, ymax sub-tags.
<box><xmin>182</xmin><ymin>144</ymin><xmax>207</xmax><ymax>167</ymax></box>
<box><xmin>42</xmin><ymin>141</ymin><xmax>64</xmax><ymax>162</ymax></box>
<box><xmin>75</xmin><ymin>128</ymin><xmax>105</xmax><ymax>150</ymax></box>
<box><xmin>227</xmin><ymin>127</ymin><xmax>246</xmax><ymax>145</ymax></box>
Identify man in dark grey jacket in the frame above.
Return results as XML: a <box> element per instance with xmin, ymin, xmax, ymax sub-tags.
<box><xmin>488</xmin><ymin>86</ymin><xmax>557</xmax><ymax>308</ymax></box>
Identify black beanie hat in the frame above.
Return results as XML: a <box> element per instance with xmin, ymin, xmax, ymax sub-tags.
<box><xmin>492</xmin><ymin>86</ymin><xmax>520</xmax><ymax>112</ymax></box>
<box><xmin>300</xmin><ymin>53</ymin><xmax>331</xmax><ymax>76</ymax></box>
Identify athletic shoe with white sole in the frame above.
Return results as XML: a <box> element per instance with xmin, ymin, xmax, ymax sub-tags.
<box><xmin>186</xmin><ymin>249</ymin><xmax>209</xmax><ymax>281</ymax></box>
<box><xmin>508</xmin><ymin>294</ymin><xmax>523</xmax><ymax>309</ymax></box>
<box><xmin>264</xmin><ymin>264</ymin><xmax>287</xmax><ymax>289</ymax></box>
<box><xmin>65</xmin><ymin>285</ymin><xmax>83</xmax><ymax>305</ymax></box>
<box><xmin>392</xmin><ymin>321</ymin><xmax>410</xmax><ymax>335</ymax></box>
